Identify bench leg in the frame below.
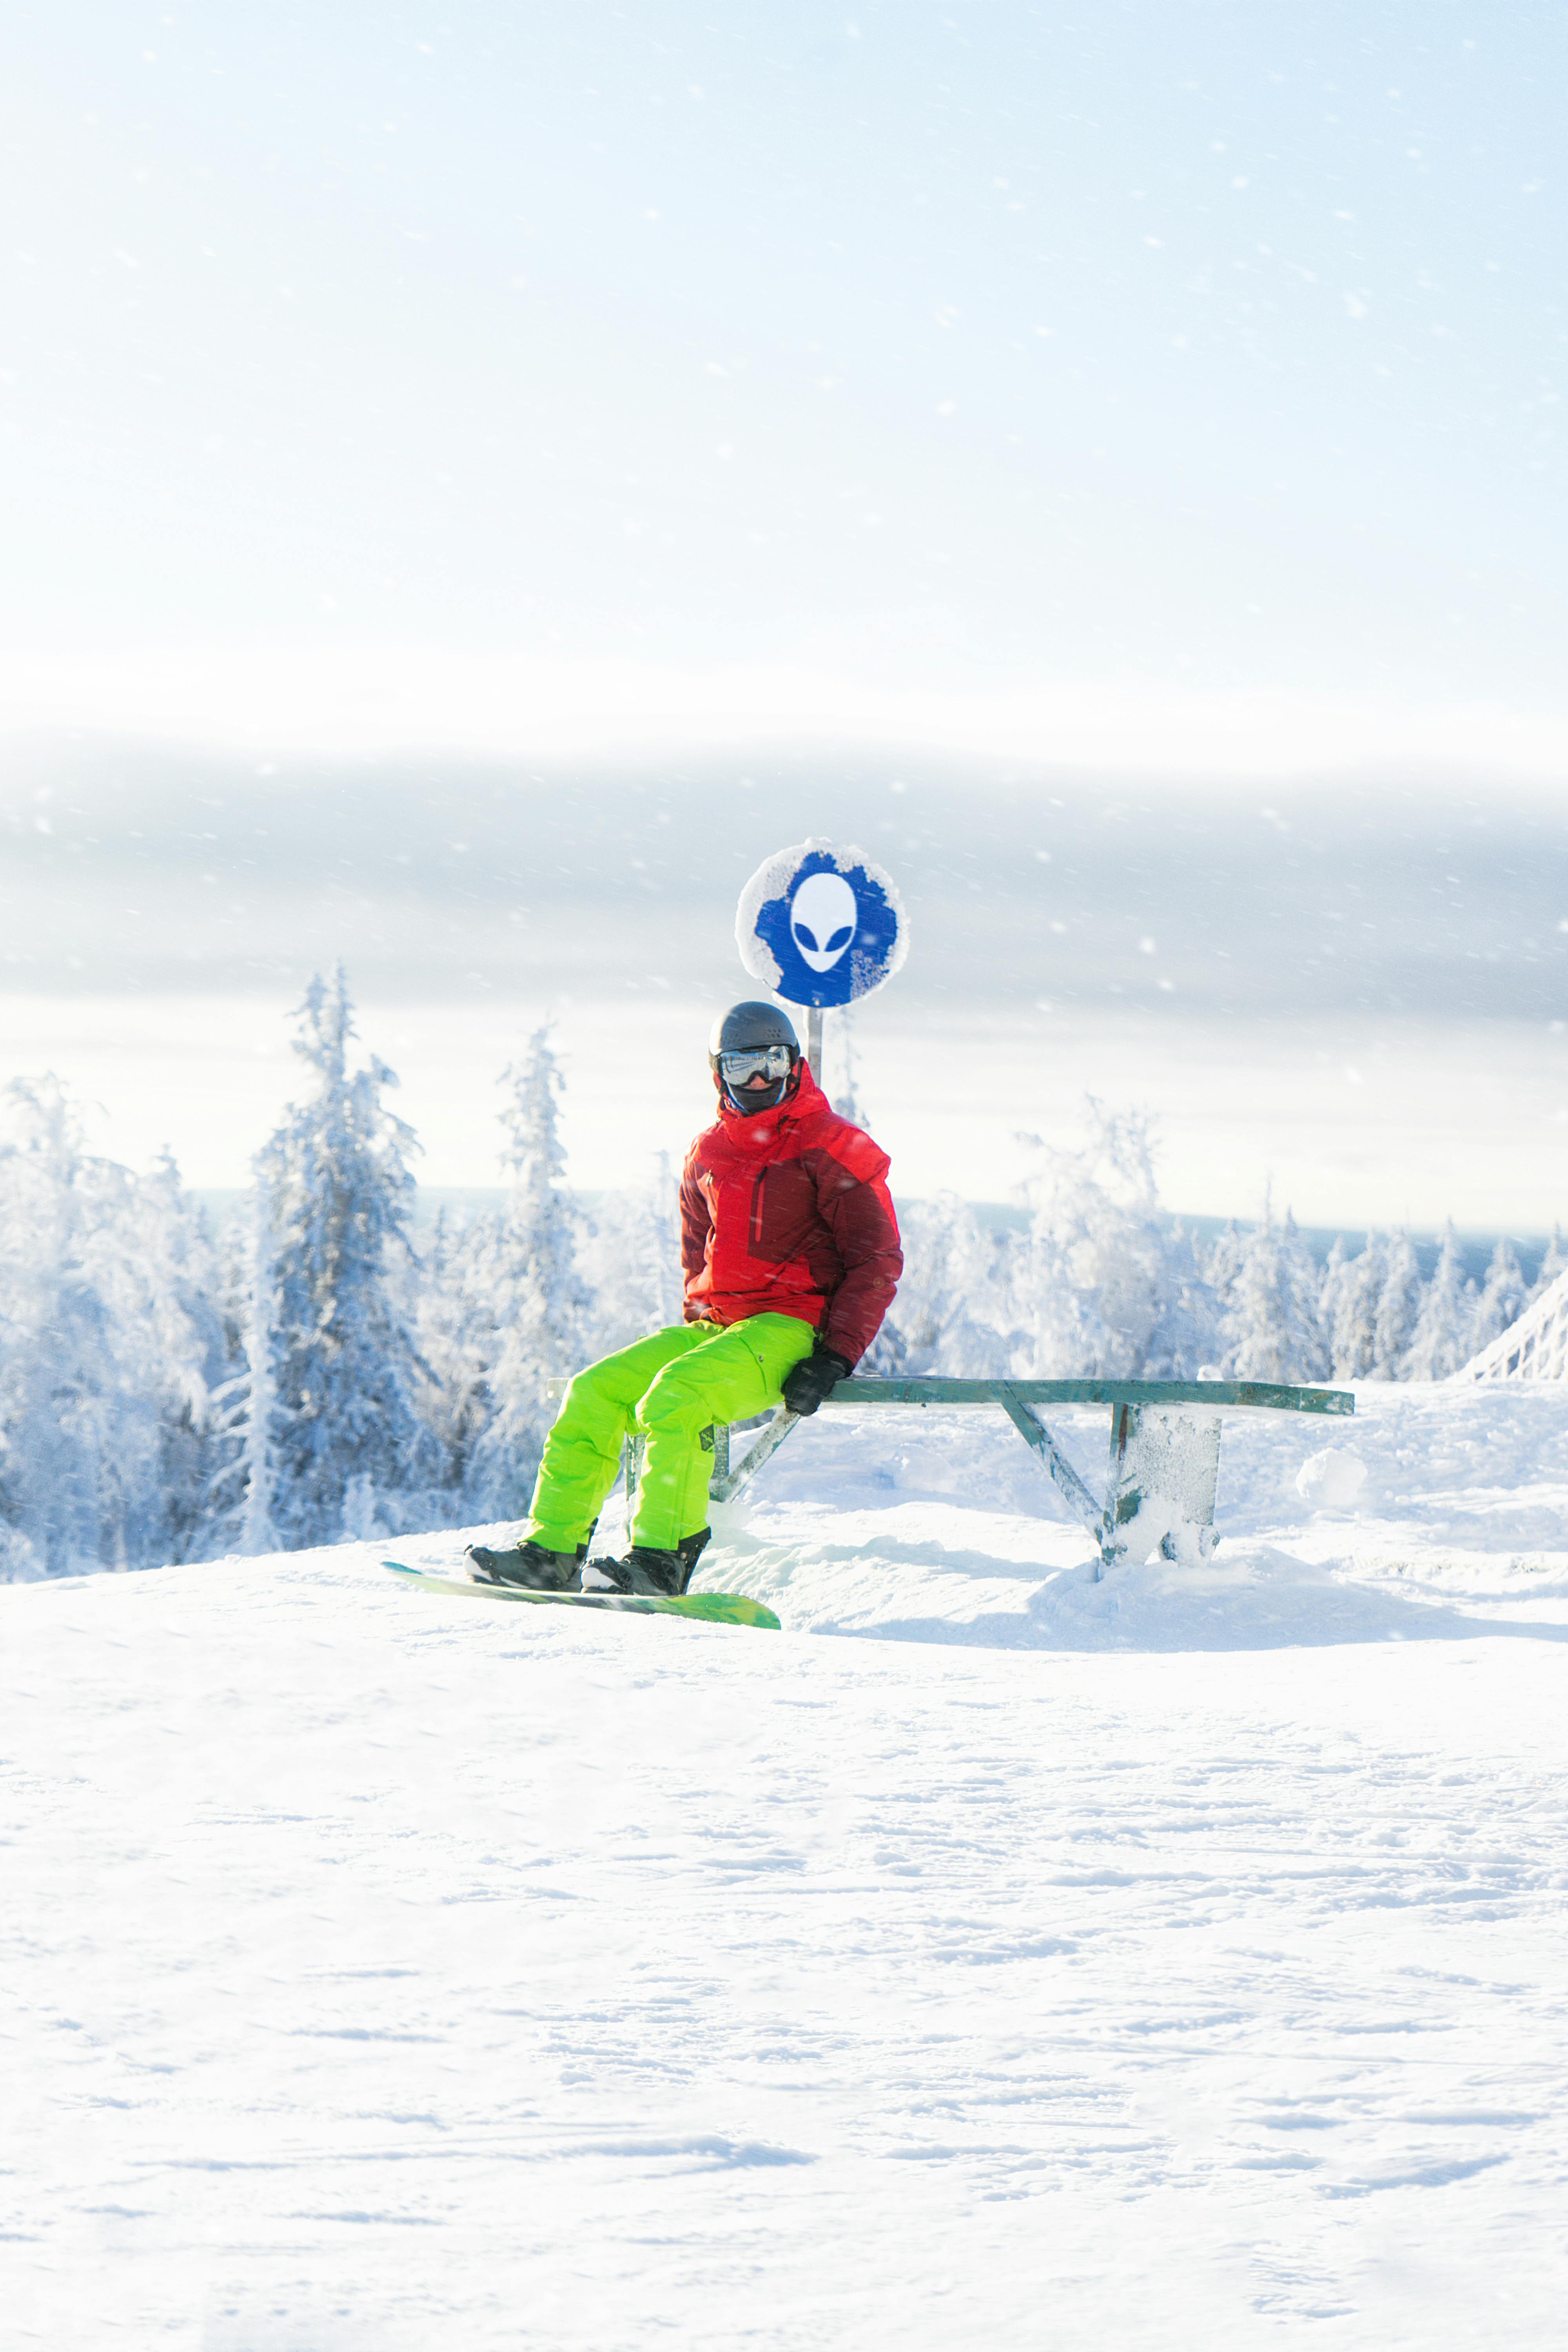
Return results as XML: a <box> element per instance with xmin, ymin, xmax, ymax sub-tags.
<box><xmin>708</xmin><ymin>1409</ymin><xmax>801</xmax><ymax>1505</ymax></box>
<box><xmin>1103</xmin><ymin>1405</ymin><xmax>1221</xmax><ymax>1567</ymax></box>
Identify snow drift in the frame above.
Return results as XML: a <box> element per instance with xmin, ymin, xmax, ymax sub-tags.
<box><xmin>6</xmin><ymin>1382</ymin><xmax>1567</xmax><ymax>2349</ymax></box>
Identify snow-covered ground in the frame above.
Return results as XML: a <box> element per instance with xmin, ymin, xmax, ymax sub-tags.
<box><xmin>7</xmin><ymin>1384</ymin><xmax>1567</xmax><ymax>2348</ymax></box>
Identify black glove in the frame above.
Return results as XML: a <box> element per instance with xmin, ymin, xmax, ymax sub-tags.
<box><xmin>782</xmin><ymin>1347</ymin><xmax>852</xmax><ymax>1417</ymax></box>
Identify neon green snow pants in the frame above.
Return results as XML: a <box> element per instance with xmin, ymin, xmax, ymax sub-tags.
<box><xmin>523</xmin><ymin>1314</ymin><xmax>819</xmax><ymax>1555</ymax></box>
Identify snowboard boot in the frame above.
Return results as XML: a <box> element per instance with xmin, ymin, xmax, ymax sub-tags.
<box><xmin>586</xmin><ymin>1526</ymin><xmax>711</xmax><ymax>1598</ymax></box>
<box><xmin>466</xmin><ymin>1538</ymin><xmax>585</xmax><ymax>1592</ymax></box>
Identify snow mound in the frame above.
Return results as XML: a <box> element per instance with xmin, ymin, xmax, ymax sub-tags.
<box><xmin>7</xmin><ymin>1381</ymin><xmax>1568</xmax><ymax>2347</ymax></box>
<box><xmin>684</xmin><ymin>1384</ymin><xmax>1568</xmax><ymax>1652</ymax></box>
<box><xmin>1296</xmin><ymin>1445</ymin><xmax>1369</xmax><ymax>1512</ymax></box>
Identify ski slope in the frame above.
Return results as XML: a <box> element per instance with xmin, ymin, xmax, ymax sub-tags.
<box><xmin>7</xmin><ymin>1385</ymin><xmax>1567</xmax><ymax>2349</ymax></box>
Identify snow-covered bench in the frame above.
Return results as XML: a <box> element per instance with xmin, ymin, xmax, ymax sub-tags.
<box><xmin>697</xmin><ymin>1376</ymin><xmax>1355</xmax><ymax>1578</ymax></box>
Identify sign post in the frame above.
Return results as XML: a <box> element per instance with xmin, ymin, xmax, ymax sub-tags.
<box><xmin>735</xmin><ymin>840</ymin><xmax>909</xmax><ymax>1095</ymax></box>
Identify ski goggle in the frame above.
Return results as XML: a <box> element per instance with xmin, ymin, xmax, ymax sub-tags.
<box><xmin>717</xmin><ymin>1045</ymin><xmax>795</xmax><ymax>1085</ymax></box>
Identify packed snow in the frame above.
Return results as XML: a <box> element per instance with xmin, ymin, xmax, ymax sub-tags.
<box><xmin>7</xmin><ymin>1382</ymin><xmax>1566</xmax><ymax>2348</ymax></box>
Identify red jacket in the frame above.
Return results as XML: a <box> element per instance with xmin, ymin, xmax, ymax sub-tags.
<box><xmin>679</xmin><ymin>1064</ymin><xmax>902</xmax><ymax>1368</ymax></box>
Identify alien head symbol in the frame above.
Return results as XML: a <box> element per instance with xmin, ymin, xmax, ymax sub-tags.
<box><xmin>789</xmin><ymin>871</ymin><xmax>858</xmax><ymax>974</ymax></box>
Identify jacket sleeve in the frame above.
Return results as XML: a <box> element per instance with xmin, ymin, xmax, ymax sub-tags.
<box><xmin>679</xmin><ymin>1151</ymin><xmax>714</xmax><ymax>1322</ymax></box>
<box><xmin>813</xmin><ymin>1132</ymin><xmax>903</xmax><ymax>1367</ymax></box>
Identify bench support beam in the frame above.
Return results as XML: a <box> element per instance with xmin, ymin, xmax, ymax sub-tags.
<box><xmin>995</xmin><ymin>1388</ymin><xmax>1107</xmax><ymax>1570</ymax></box>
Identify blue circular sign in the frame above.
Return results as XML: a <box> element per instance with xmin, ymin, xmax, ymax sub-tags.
<box><xmin>735</xmin><ymin>840</ymin><xmax>909</xmax><ymax>1009</ymax></box>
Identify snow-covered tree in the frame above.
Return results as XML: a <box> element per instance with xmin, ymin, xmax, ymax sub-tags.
<box><xmin>1216</xmin><ymin>1200</ymin><xmax>1328</xmax><ymax>1383</ymax></box>
<box><xmin>132</xmin><ymin>1150</ymin><xmax>232</xmax><ymax>1563</ymax></box>
<box><xmin>882</xmin><ymin>1194</ymin><xmax>1018</xmax><ymax>1376</ymax></box>
<box><xmin>0</xmin><ymin>1076</ymin><xmax>122</xmax><ymax>1574</ymax></box>
<box><xmin>1528</xmin><ymin>1224</ymin><xmax>1567</xmax><ymax>1303</ymax></box>
<box><xmin>1469</xmin><ymin>1236</ymin><xmax>1529</xmax><ymax>1356</ymax></box>
<box><xmin>464</xmin><ymin>1027</ymin><xmax>593</xmax><ymax>1520</ymax></box>
<box><xmin>1402</xmin><ymin>1220</ymin><xmax>1476</xmax><ymax>1381</ymax></box>
<box><xmin>208</xmin><ymin>1176</ymin><xmax>285</xmax><ymax>1555</ymax></box>
<box><xmin>1319</xmin><ymin>1233</ymin><xmax>1385</xmax><ymax>1381</ymax></box>
<box><xmin>1317</xmin><ymin>1235</ymin><xmax>1349</xmax><ymax>1358</ymax></box>
<box><xmin>245</xmin><ymin>971</ymin><xmax>439</xmax><ymax>1551</ymax></box>
<box><xmin>1147</xmin><ymin>1221</ymin><xmax>1224</xmax><ymax>1377</ymax></box>
<box><xmin>1012</xmin><ymin>1103</ymin><xmax>1218</xmax><ymax>1377</ymax></box>
<box><xmin>1204</xmin><ymin>1218</ymin><xmax>1247</xmax><ymax>1366</ymax></box>
<box><xmin>582</xmin><ymin>1153</ymin><xmax>683</xmax><ymax>1357</ymax></box>
<box><xmin>0</xmin><ymin>1079</ymin><xmax>223</xmax><ymax>1576</ymax></box>
<box><xmin>412</xmin><ymin>1206</ymin><xmax>496</xmax><ymax>1508</ymax></box>
<box><xmin>1372</xmin><ymin>1233</ymin><xmax>1424</xmax><ymax>1379</ymax></box>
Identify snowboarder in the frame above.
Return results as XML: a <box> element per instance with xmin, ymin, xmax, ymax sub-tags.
<box><xmin>467</xmin><ymin>1001</ymin><xmax>903</xmax><ymax>1597</ymax></box>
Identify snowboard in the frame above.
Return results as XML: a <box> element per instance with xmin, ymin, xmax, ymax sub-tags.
<box><xmin>382</xmin><ymin>1560</ymin><xmax>781</xmax><ymax>1630</ymax></box>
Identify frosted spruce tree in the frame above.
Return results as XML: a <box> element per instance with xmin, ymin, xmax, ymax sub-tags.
<box><xmin>1402</xmin><ymin>1220</ymin><xmax>1476</xmax><ymax>1381</ymax></box>
<box><xmin>884</xmin><ymin>1194</ymin><xmax>1017</xmax><ymax>1376</ymax></box>
<box><xmin>1013</xmin><ymin>1103</ymin><xmax>1217</xmax><ymax>1378</ymax></box>
<box><xmin>1204</xmin><ymin>1218</ymin><xmax>1246</xmax><ymax>1361</ymax></box>
<box><xmin>581</xmin><ymin>1153</ymin><xmax>683</xmax><ymax>1359</ymax></box>
<box><xmin>0</xmin><ymin>1078</ymin><xmax>223</xmax><ymax>1576</ymax></box>
<box><xmin>1318</xmin><ymin>1236</ymin><xmax>1348</xmax><ymax>1356</ymax></box>
<box><xmin>412</xmin><ymin>1206</ymin><xmax>495</xmax><ymax>1508</ymax></box>
<box><xmin>464</xmin><ymin>1027</ymin><xmax>593</xmax><ymax>1522</ymax></box>
<box><xmin>1528</xmin><ymin>1224</ymin><xmax>1567</xmax><ymax>1303</ymax></box>
<box><xmin>1218</xmin><ymin>1201</ymin><xmax>1329</xmax><ymax>1383</ymax></box>
<box><xmin>1469</xmin><ymin>1237</ymin><xmax>1528</xmax><ymax>1356</ymax></box>
<box><xmin>208</xmin><ymin>1175</ymin><xmax>286</xmax><ymax>1554</ymax></box>
<box><xmin>1318</xmin><ymin>1233</ymin><xmax>1385</xmax><ymax>1381</ymax></box>
<box><xmin>0</xmin><ymin>1076</ymin><xmax>120</xmax><ymax>1576</ymax></box>
<box><xmin>1372</xmin><ymin>1234</ymin><xmax>1425</xmax><ymax>1379</ymax></box>
<box><xmin>133</xmin><ymin>1148</ymin><xmax>232</xmax><ymax>1563</ymax></box>
<box><xmin>242</xmin><ymin>971</ymin><xmax>439</xmax><ymax>1551</ymax></box>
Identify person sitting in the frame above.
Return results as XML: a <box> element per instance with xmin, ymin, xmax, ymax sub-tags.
<box><xmin>467</xmin><ymin>1000</ymin><xmax>903</xmax><ymax>1595</ymax></box>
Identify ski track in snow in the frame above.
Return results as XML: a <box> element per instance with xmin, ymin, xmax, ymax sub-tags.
<box><xmin>5</xmin><ymin>1384</ymin><xmax>1566</xmax><ymax>2348</ymax></box>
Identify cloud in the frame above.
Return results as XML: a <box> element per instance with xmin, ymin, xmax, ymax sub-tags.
<box><xmin>3</xmin><ymin>739</ymin><xmax>1563</xmax><ymax>1025</ymax></box>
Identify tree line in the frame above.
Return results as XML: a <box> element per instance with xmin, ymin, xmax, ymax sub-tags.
<box><xmin>886</xmin><ymin>1103</ymin><xmax>1557</xmax><ymax>1390</ymax></box>
<box><xmin>1</xmin><ymin>973</ymin><xmax>1556</xmax><ymax>1579</ymax></box>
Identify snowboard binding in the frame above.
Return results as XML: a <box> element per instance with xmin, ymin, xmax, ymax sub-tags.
<box><xmin>584</xmin><ymin>1527</ymin><xmax>711</xmax><ymax>1598</ymax></box>
<box><xmin>465</xmin><ymin>1538</ymin><xmax>586</xmax><ymax>1592</ymax></box>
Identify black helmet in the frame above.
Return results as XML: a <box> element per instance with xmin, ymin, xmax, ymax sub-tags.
<box><xmin>708</xmin><ymin>1000</ymin><xmax>801</xmax><ymax>1117</ymax></box>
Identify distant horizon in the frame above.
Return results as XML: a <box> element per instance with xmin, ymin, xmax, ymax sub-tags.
<box><xmin>7</xmin><ymin>668</ymin><xmax>1568</xmax><ymax>785</ymax></box>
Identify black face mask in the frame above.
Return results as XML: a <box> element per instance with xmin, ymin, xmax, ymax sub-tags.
<box><xmin>724</xmin><ymin>1076</ymin><xmax>789</xmax><ymax>1117</ymax></box>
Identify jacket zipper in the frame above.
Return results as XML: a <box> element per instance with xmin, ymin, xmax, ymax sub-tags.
<box><xmin>749</xmin><ymin>1172</ymin><xmax>766</xmax><ymax>1250</ymax></box>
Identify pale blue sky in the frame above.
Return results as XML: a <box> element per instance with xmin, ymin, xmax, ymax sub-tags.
<box><xmin>4</xmin><ymin>8</ymin><xmax>1568</xmax><ymax>1211</ymax></box>
<box><xmin>3</xmin><ymin>1</ymin><xmax>1565</xmax><ymax>758</ymax></box>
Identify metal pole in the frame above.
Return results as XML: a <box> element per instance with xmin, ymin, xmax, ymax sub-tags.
<box><xmin>806</xmin><ymin>1005</ymin><xmax>823</xmax><ymax>1085</ymax></box>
